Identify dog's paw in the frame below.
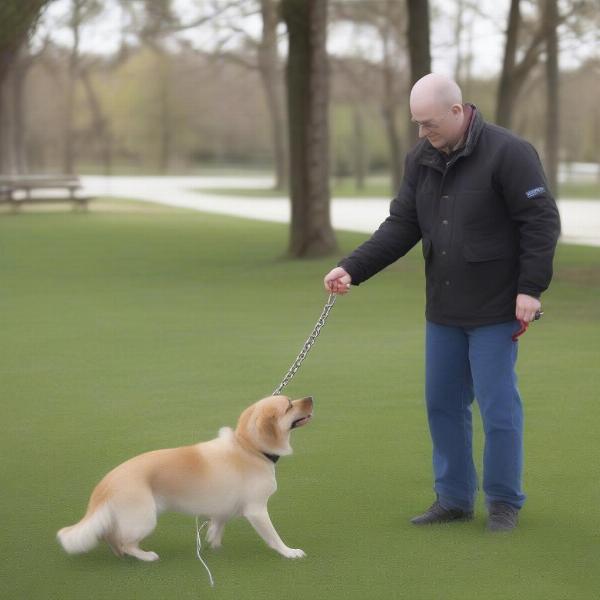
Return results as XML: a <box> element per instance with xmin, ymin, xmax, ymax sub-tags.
<box><xmin>131</xmin><ymin>550</ymin><xmax>160</xmax><ymax>562</ymax></box>
<box><xmin>281</xmin><ymin>547</ymin><xmax>306</xmax><ymax>559</ymax></box>
<box><xmin>145</xmin><ymin>551</ymin><xmax>160</xmax><ymax>562</ymax></box>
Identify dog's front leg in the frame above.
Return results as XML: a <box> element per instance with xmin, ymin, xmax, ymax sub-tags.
<box><xmin>206</xmin><ymin>519</ymin><xmax>225</xmax><ymax>549</ymax></box>
<box><xmin>243</xmin><ymin>505</ymin><xmax>305</xmax><ymax>559</ymax></box>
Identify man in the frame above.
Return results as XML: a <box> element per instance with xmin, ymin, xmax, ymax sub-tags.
<box><xmin>323</xmin><ymin>73</ymin><xmax>560</xmax><ymax>532</ymax></box>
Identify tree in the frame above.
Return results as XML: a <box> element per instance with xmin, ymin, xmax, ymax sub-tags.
<box><xmin>135</xmin><ymin>0</ymin><xmax>289</xmax><ymax>188</ymax></box>
<box><xmin>61</xmin><ymin>0</ymin><xmax>104</xmax><ymax>174</ymax></box>
<box><xmin>80</xmin><ymin>66</ymin><xmax>112</xmax><ymax>175</ymax></box>
<box><xmin>495</xmin><ymin>0</ymin><xmax>563</xmax><ymax>129</ymax></box>
<box><xmin>0</xmin><ymin>0</ymin><xmax>51</xmax><ymax>172</ymax></box>
<box><xmin>451</xmin><ymin>0</ymin><xmax>479</xmax><ymax>97</ymax></box>
<box><xmin>5</xmin><ymin>39</ymin><xmax>48</xmax><ymax>174</ymax></box>
<box><xmin>258</xmin><ymin>0</ymin><xmax>288</xmax><ymax>190</ymax></box>
<box><xmin>281</xmin><ymin>0</ymin><xmax>336</xmax><ymax>258</ymax></box>
<box><xmin>201</xmin><ymin>0</ymin><xmax>289</xmax><ymax>190</ymax></box>
<box><xmin>381</xmin><ymin>1</ymin><xmax>408</xmax><ymax>192</ymax></box>
<box><xmin>406</xmin><ymin>0</ymin><xmax>431</xmax><ymax>89</ymax></box>
<box><xmin>331</xmin><ymin>0</ymin><xmax>409</xmax><ymax>193</ymax></box>
<box><xmin>543</xmin><ymin>0</ymin><xmax>559</xmax><ymax>194</ymax></box>
<box><xmin>497</xmin><ymin>0</ymin><xmax>524</xmax><ymax>128</ymax></box>
<box><xmin>406</xmin><ymin>0</ymin><xmax>431</xmax><ymax>147</ymax></box>
<box><xmin>125</xmin><ymin>0</ymin><xmax>178</xmax><ymax>174</ymax></box>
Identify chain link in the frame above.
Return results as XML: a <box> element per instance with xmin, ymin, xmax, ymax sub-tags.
<box><xmin>272</xmin><ymin>293</ymin><xmax>337</xmax><ymax>396</ymax></box>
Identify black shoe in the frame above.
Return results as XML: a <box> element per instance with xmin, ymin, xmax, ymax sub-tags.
<box><xmin>410</xmin><ymin>500</ymin><xmax>474</xmax><ymax>525</ymax></box>
<box><xmin>487</xmin><ymin>502</ymin><xmax>519</xmax><ymax>532</ymax></box>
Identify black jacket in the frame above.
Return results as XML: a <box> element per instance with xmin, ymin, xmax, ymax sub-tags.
<box><xmin>339</xmin><ymin>107</ymin><xmax>561</xmax><ymax>327</ymax></box>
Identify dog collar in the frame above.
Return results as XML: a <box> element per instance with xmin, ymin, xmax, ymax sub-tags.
<box><xmin>262</xmin><ymin>452</ymin><xmax>280</xmax><ymax>464</ymax></box>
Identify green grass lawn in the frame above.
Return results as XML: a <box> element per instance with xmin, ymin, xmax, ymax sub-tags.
<box><xmin>1</xmin><ymin>201</ymin><xmax>599</xmax><ymax>599</ymax></box>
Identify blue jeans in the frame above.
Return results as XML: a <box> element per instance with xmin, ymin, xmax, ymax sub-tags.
<box><xmin>425</xmin><ymin>320</ymin><xmax>526</xmax><ymax>511</ymax></box>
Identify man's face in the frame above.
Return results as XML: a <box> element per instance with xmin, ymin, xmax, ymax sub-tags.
<box><xmin>410</xmin><ymin>102</ymin><xmax>463</xmax><ymax>150</ymax></box>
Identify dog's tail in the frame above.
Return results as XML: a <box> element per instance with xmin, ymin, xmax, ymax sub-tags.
<box><xmin>57</xmin><ymin>503</ymin><xmax>113</xmax><ymax>554</ymax></box>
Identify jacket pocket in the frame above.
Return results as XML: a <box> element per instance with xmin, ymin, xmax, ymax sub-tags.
<box><xmin>463</xmin><ymin>237</ymin><xmax>515</xmax><ymax>262</ymax></box>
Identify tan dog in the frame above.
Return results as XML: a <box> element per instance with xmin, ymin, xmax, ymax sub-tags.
<box><xmin>57</xmin><ymin>395</ymin><xmax>313</xmax><ymax>561</ymax></box>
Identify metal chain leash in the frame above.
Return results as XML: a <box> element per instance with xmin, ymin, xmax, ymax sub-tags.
<box><xmin>272</xmin><ymin>293</ymin><xmax>337</xmax><ymax>396</ymax></box>
<box><xmin>192</xmin><ymin>292</ymin><xmax>338</xmax><ymax>588</ymax></box>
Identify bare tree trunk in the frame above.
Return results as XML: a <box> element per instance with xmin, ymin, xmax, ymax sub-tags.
<box><xmin>258</xmin><ymin>0</ymin><xmax>288</xmax><ymax>191</ymax></box>
<box><xmin>406</xmin><ymin>0</ymin><xmax>431</xmax><ymax>152</ymax></box>
<box><xmin>352</xmin><ymin>105</ymin><xmax>366</xmax><ymax>190</ymax></box>
<box><xmin>382</xmin><ymin>67</ymin><xmax>402</xmax><ymax>192</ymax></box>
<box><xmin>379</xmin><ymin>15</ymin><xmax>403</xmax><ymax>193</ymax></box>
<box><xmin>10</xmin><ymin>57</ymin><xmax>28</xmax><ymax>173</ymax></box>
<box><xmin>64</xmin><ymin>0</ymin><xmax>83</xmax><ymax>175</ymax></box>
<box><xmin>383</xmin><ymin>105</ymin><xmax>402</xmax><ymax>193</ymax></box>
<box><xmin>329</xmin><ymin>55</ymin><xmax>371</xmax><ymax>193</ymax></box>
<box><xmin>142</xmin><ymin>44</ymin><xmax>172</xmax><ymax>174</ymax></box>
<box><xmin>544</xmin><ymin>0</ymin><xmax>559</xmax><ymax>195</ymax></box>
<box><xmin>595</xmin><ymin>110</ymin><xmax>600</xmax><ymax>184</ymax></box>
<box><xmin>330</xmin><ymin>1</ymin><xmax>406</xmax><ymax>193</ymax></box>
<box><xmin>496</xmin><ymin>0</ymin><xmax>548</xmax><ymax>129</ymax></box>
<box><xmin>496</xmin><ymin>0</ymin><xmax>520</xmax><ymax>128</ymax></box>
<box><xmin>281</xmin><ymin>0</ymin><xmax>336</xmax><ymax>258</ymax></box>
<box><xmin>9</xmin><ymin>42</ymin><xmax>43</xmax><ymax>174</ymax></box>
<box><xmin>462</xmin><ymin>9</ymin><xmax>475</xmax><ymax>99</ymax></box>
<box><xmin>0</xmin><ymin>0</ymin><xmax>49</xmax><ymax>172</ymax></box>
<box><xmin>453</xmin><ymin>0</ymin><xmax>465</xmax><ymax>82</ymax></box>
<box><xmin>406</xmin><ymin>0</ymin><xmax>431</xmax><ymax>88</ymax></box>
<box><xmin>156</xmin><ymin>50</ymin><xmax>171</xmax><ymax>174</ymax></box>
<box><xmin>80</xmin><ymin>69</ymin><xmax>112</xmax><ymax>175</ymax></box>
<box><xmin>63</xmin><ymin>75</ymin><xmax>76</xmax><ymax>175</ymax></box>
<box><xmin>0</xmin><ymin>84</ymin><xmax>15</xmax><ymax>173</ymax></box>
<box><xmin>133</xmin><ymin>1</ymin><xmax>173</xmax><ymax>175</ymax></box>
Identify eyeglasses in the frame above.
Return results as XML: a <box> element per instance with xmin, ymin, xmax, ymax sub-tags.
<box><xmin>411</xmin><ymin>108</ymin><xmax>453</xmax><ymax>131</ymax></box>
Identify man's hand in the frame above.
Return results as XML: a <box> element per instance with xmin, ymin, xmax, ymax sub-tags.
<box><xmin>324</xmin><ymin>267</ymin><xmax>352</xmax><ymax>294</ymax></box>
<box><xmin>515</xmin><ymin>293</ymin><xmax>541</xmax><ymax>323</ymax></box>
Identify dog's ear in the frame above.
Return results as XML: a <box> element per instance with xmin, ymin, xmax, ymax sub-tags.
<box><xmin>257</xmin><ymin>411</ymin><xmax>279</xmax><ymax>446</ymax></box>
<box><xmin>236</xmin><ymin>403</ymin><xmax>256</xmax><ymax>436</ymax></box>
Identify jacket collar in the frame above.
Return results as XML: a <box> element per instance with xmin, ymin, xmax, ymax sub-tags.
<box><xmin>454</xmin><ymin>103</ymin><xmax>484</xmax><ymax>158</ymax></box>
<box><xmin>418</xmin><ymin>104</ymin><xmax>484</xmax><ymax>171</ymax></box>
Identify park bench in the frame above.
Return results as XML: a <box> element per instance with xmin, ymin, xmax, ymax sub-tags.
<box><xmin>0</xmin><ymin>175</ymin><xmax>93</xmax><ymax>212</ymax></box>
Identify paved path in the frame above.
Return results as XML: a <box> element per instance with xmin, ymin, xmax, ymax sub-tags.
<box><xmin>82</xmin><ymin>175</ymin><xmax>600</xmax><ymax>247</ymax></box>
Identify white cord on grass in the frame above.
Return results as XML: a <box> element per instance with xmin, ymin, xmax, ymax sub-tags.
<box><xmin>195</xmin><ymin>517</ymin><xmax>215</xmax><ymax>587</ymax></box>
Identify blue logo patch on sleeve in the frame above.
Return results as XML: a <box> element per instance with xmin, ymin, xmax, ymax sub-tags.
<box><xmin>526</xmin><ymin>186</ymin><xmax>546</xmax><ymax>199</ymax></box>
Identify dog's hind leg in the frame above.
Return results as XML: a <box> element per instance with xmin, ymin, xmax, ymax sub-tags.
<box><xmin>122</xmin><ymin>544</ymin><xmax>160</xmax><ymax>562</ymax></box>
<box><xmin>112</xmin><ymin>492</ymin><xmax>159</xmax><ymax>561</ymax></box>
<box><xmin>104</xmin><ymin>534</ymin><xmax>123</xmax><ymax>558</ymax></box>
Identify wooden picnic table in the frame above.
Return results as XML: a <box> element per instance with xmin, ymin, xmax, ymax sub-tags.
<box><xmin>0</xmin><ymin>175</ymin><xmax>93</xmax><ymax>212</ymax></box>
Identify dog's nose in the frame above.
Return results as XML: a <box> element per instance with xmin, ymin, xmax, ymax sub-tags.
<box><xmin>304</xmin><ymin>396</ymin><xmax>314</xmax><ymax>405</ymax></box>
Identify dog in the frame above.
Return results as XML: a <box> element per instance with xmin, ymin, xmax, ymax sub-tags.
<box><xmin>57</xmin><ymin>395</ymin><xmax>313</xmax><ymax>561</ymax></box>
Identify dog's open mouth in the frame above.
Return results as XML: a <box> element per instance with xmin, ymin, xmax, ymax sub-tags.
<box><xmin>291</xmin><ymin>414</ymin><xmax>312</xmax><ymax>429</ymax></box>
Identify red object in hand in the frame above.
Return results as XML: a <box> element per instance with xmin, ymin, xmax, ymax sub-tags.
<box><xmin>512</xmin><ymin>320</ymin><xmax>529</xmax><ymax>342</ymax></box>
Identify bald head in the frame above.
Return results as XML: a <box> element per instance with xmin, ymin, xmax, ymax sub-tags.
<box><xmin>409</xmin><ymin>73</ymin><xmax>466</xmax><ymax>152</ymax></box>
<box><xmin>410</xmin><ymin>73</ymin><xmax>462</xmax><ymax>114</ymax></box>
